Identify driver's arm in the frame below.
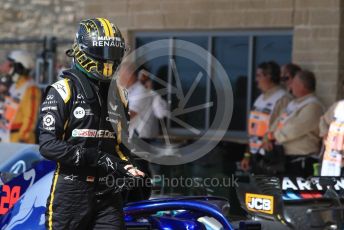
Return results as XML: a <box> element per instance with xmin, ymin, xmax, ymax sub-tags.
<box><xmin>39</xmin><ymin>80</ymin><xmax>98</xmax><ymax>167</ymax></box>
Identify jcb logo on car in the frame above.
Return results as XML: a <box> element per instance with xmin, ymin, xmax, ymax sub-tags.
<box><xmin>245</xmin><ymin>193</ymin><xmax>274</xmax><ymax>214</ymax></box>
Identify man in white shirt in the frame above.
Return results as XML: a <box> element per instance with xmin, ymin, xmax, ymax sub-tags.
<box><xmin>138</xmin><ymin>69</ymin><xmax>169</xmax><ymax>120</ymax></box>
<box><xmin>118</xmin><ymin>63</ymin><xmax>159</xmax><ymax>138</ymax></box>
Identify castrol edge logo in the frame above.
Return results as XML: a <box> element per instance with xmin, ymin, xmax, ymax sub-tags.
<box><xmin>245</xmin><ymin>193</ymin><xmax>274</xmax><ymax>214</ymax></box>
<box><xmin>72</xmin><ymin>129</ymin><xmax>115</xmax><ymax>139</ymax></box>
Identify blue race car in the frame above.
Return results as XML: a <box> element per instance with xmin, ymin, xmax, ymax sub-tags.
<box><xmin>0</xmin><ymin>144</ymin><xmax>262</xmax><ymax>230</ymax></box>
<box><xmin>4</xmin><ymin>143</ymin><xmax>344</xmax><ymax>229</ymax></box>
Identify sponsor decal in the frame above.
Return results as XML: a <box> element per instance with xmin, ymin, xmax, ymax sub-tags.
<box><xmin>77</xmin><ymin>94</ymin><xmax>84</xmax><ymax>100</ymax></box>
<box><xmin>109</xmin><ymin>102</ymin><xmax>121</xmax><ymax>117</ymax></box>
<box><xmin>72</xmin><ymin>129</ymin><xmax>96</xmax><ymax>137</ymax></box>
<box><xmin>73</xmin><ymin>100</ymin><xmax>86</xmax><ymax>105</ymax></box>
<box><xmin>43</xmin><ymin>100</ymin><xmax>57</xmax><ymax>105</ymax></box>
<box><xmin>41</xmin><ymin>106</ymin><xmax>58</xmax><ymax>111</ymax></box>
<box><xmin>73</xmin><ymin>107</ymin><xmax>94</xmax><ymax>118</ymax></box>
<box><xmin>245</xmin><ymin>193</ymin><xmax>274</xmax><ymax>215</ymax></box>
<box><xmin>10</xmin><ymin>160</ymin><xmax>26</xmax><ymax>174</ymax></box>
<box><xmin>106</xmin><ymin>116</ymin><xmax>119</xmax><ymax>124</ymax></box>
<box><xmin>99</xmin><ymin>177</ymin><xmax>107</xmax><ymax>183</ymax></box>
<box><xmin>73</xmin><ymin>107</ymin><xmax>86</xmax><ymax>119</ymax></box>
<box><xmin>74</xmin><ymin>94</ymin><xmax>86</xmax><ymax>104</ymax></box>
<box><xmin>91</xmin><ymin>36</ymin><xmax>125</xmax><ymax>48</ymax></box>
<box><xmin>109</xmin><ymin>102</ymin><xmax>118</xmax><ymax>111</ymax></box>
<box><xmin>64</xmin><ymin>174</ymin><xmax>78</xmax><ymax>181</ymax></box>
<box><xmin>43</xmin><ymin>113</ymin><xmax>55</xmax><ymax>130</ymax></box>
<box><xmin>282</xmin><ymin>177</ymin><xmax>344</xmax><ymax>191</ymax></box>
<box><xmin>46</xmin><ymin>94</ymin><xmax>54</xmax><ymax>100</ymax></box>
<box><xmin>105</xmin><ymin>157</ymin><xmax>114</xmax><ymax>171</ymax></box>
<box><xmin>85</xmin><ymin>109</ymin><xmax>94</xmax><ymax>116</ymax></box>
<box><xmin>51</xmin><ymin>80</ymin><xmax>70</xmax><ymax>102</ymax></box>
<box><xmin>72</xmin><ymin>129</ymin><xmax>115</xmax><ymax>139</ymax></box>
<box><xmin>54</xmin><ymin>82</ymin><xmax>66</xmax><ymax>93</ymax></box>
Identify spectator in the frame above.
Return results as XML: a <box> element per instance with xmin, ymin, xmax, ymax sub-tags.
<box><xmin>0</xmin><ymin>75</ymin><xmax>12</xmax><ymax>142</ymax></box>
<box><xmin>118</xmin><ymin>63</ymin><xmax>159</xmax><ymax>138</ymax></box>
<box><xmin>241</xmin><ymin>61</ymin><xmax>291</xmax><ymax>172</ymax></box>
<box><xmin>138</xmin><ymin>69</ymin><xmax>153</xmax><ymax>90</ymax></box>
<box><xmin>319</xmin><ymin>85</ymin><xmax>344</xmax><ymax>176</ymax></box>
<box><xmin>138</xmin><ymin>69</ymin><xmax>169</xmax><ymax>120</ymax></box>
<box><xmin>0</xmin><ymin>50</ymin><xmax>41</xmax><ymax>143</ymax></box>
<box><xmin>0</xmin><ymin>75</ymin><xmax>12</xmax><ymax>117</ymax></box>
<box><xmin>269</xmin><ymin>70</ymin><xmax>324</xmax><ymax>177</ymax></box>
<box><xmin>280</xmin><ymin>63</ymin><xmax>301</xmax><ymax>93</ymax></box>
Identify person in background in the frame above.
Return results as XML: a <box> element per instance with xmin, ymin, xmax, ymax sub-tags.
<box><xmin>118</xmin><ymin>63</ymin><xmax>159</xmax><ymax>139</ymax></box>
<box><xmin>319</xmin><ymin>81</ymin><xmax>344</xmax><ymax>176</ymax></box>
<box><xmin>241</xmin><ymin>61</ymin><xmax>291</xmax><ymax>172</ymax></box>
<box><xmin>0</xmin><ymin>75</ymin><xmax>12</xmax><ymax>118</ymax></box>
<box><xmin>138</xmin><ymin>69</ymin><xmax>153</xmax><ymax>90</ymax></box>
<box><xmin>268</xmin><ymin>70</ymin><xmax>324</xmax><ymax>177</ymax></box>
<box><xmin>280</xmin><ymin>63</ymin><xmax>302</xmax><ymax>93</ymax></box>
<box><xmin>0</xmin><ymin>50</ymin><xmax>41</xmax><ymax>143</ymax></box>
<box><xmin>138</xmin><ymin>69</ymin><xmax>169</xmax><ymax>121</ymax></box>
<box><xmin>118</xmin><ymin>65</ymin><xmax>156</xmax><ymax>203</ymax></box>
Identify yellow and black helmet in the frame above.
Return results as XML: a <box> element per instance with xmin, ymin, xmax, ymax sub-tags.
<box><xmin>68</xmin><ymin>18</ymin><xmax>126</xmax><ymax>81</ymax></box>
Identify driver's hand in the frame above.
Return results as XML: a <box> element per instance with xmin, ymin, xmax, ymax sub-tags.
<box><xmin>124</xmin><ymin>164</ymin><xmax>145</xmax><ymax>177</ymax></box>
<box><xmin>241</xmin><ymin>158</ymin><xmax>250</xmax><ymax>172</ymax></box>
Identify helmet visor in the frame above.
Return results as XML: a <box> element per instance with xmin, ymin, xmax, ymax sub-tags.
<box><xmin>85</xmin><ymin>38</ymin><xmax>125</xmax><ymax>61</ymax></box>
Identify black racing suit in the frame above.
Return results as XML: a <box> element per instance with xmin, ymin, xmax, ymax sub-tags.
<box><xmin>39</xmin><ymin>69</ymin><xmax>131</xmax><ymax>230</ymax></box>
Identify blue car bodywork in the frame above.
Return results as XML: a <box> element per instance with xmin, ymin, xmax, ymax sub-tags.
<box><xmin>0</xmin><ymin>144</ymin><xmax>43</xmax><ymax>175</ymax></box>
<box><xmin>0</xmin><ymin>169</ymin><xmax>235</xmax><ymax>229</ymax></box>
<box><xmin>0</xmin><ymin>144</ymin><xmax>240</xmax><ymax>230</ymax></box>
<box><xmin>4</xmin><ymin>143</ymin><xmax>344</xmax><ymax>229</ymax></box>
<box><xmin>0</xmin><ymin>170</ymin><xmax>54</xmax><ymax>230</ymax></box>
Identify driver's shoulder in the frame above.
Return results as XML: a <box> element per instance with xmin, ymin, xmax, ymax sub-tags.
<box><xmin>49</xmin><ymin>78</ymin><xmax>73</xmax><ymax>103</ymax></box>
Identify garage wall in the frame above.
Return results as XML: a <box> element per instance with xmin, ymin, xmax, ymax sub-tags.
<box><xmin>0</xmin><ymin>0</ymin><xmax>342</xmax><ymax>107</ymax></box>
<box><xmin>84</xmin><ymin>0</ymin><xmax>344</xmax><ymax>107</ymax></box>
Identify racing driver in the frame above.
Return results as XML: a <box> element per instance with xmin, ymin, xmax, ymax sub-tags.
<box><xmin>39</xmin><ymin>18</ymin><xmax>144</xmax><ymax>230</ymax></box>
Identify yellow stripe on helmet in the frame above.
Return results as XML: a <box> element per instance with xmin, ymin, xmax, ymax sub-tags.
<box><xmin>103</xmin><ymin>18</ymin><xmax>114</xmax><ymax>37</ymax></box>
<box><xmin>97</xmin><ymin>18</ymin><xmax>110</xmax><ymax>37</ymax></box>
